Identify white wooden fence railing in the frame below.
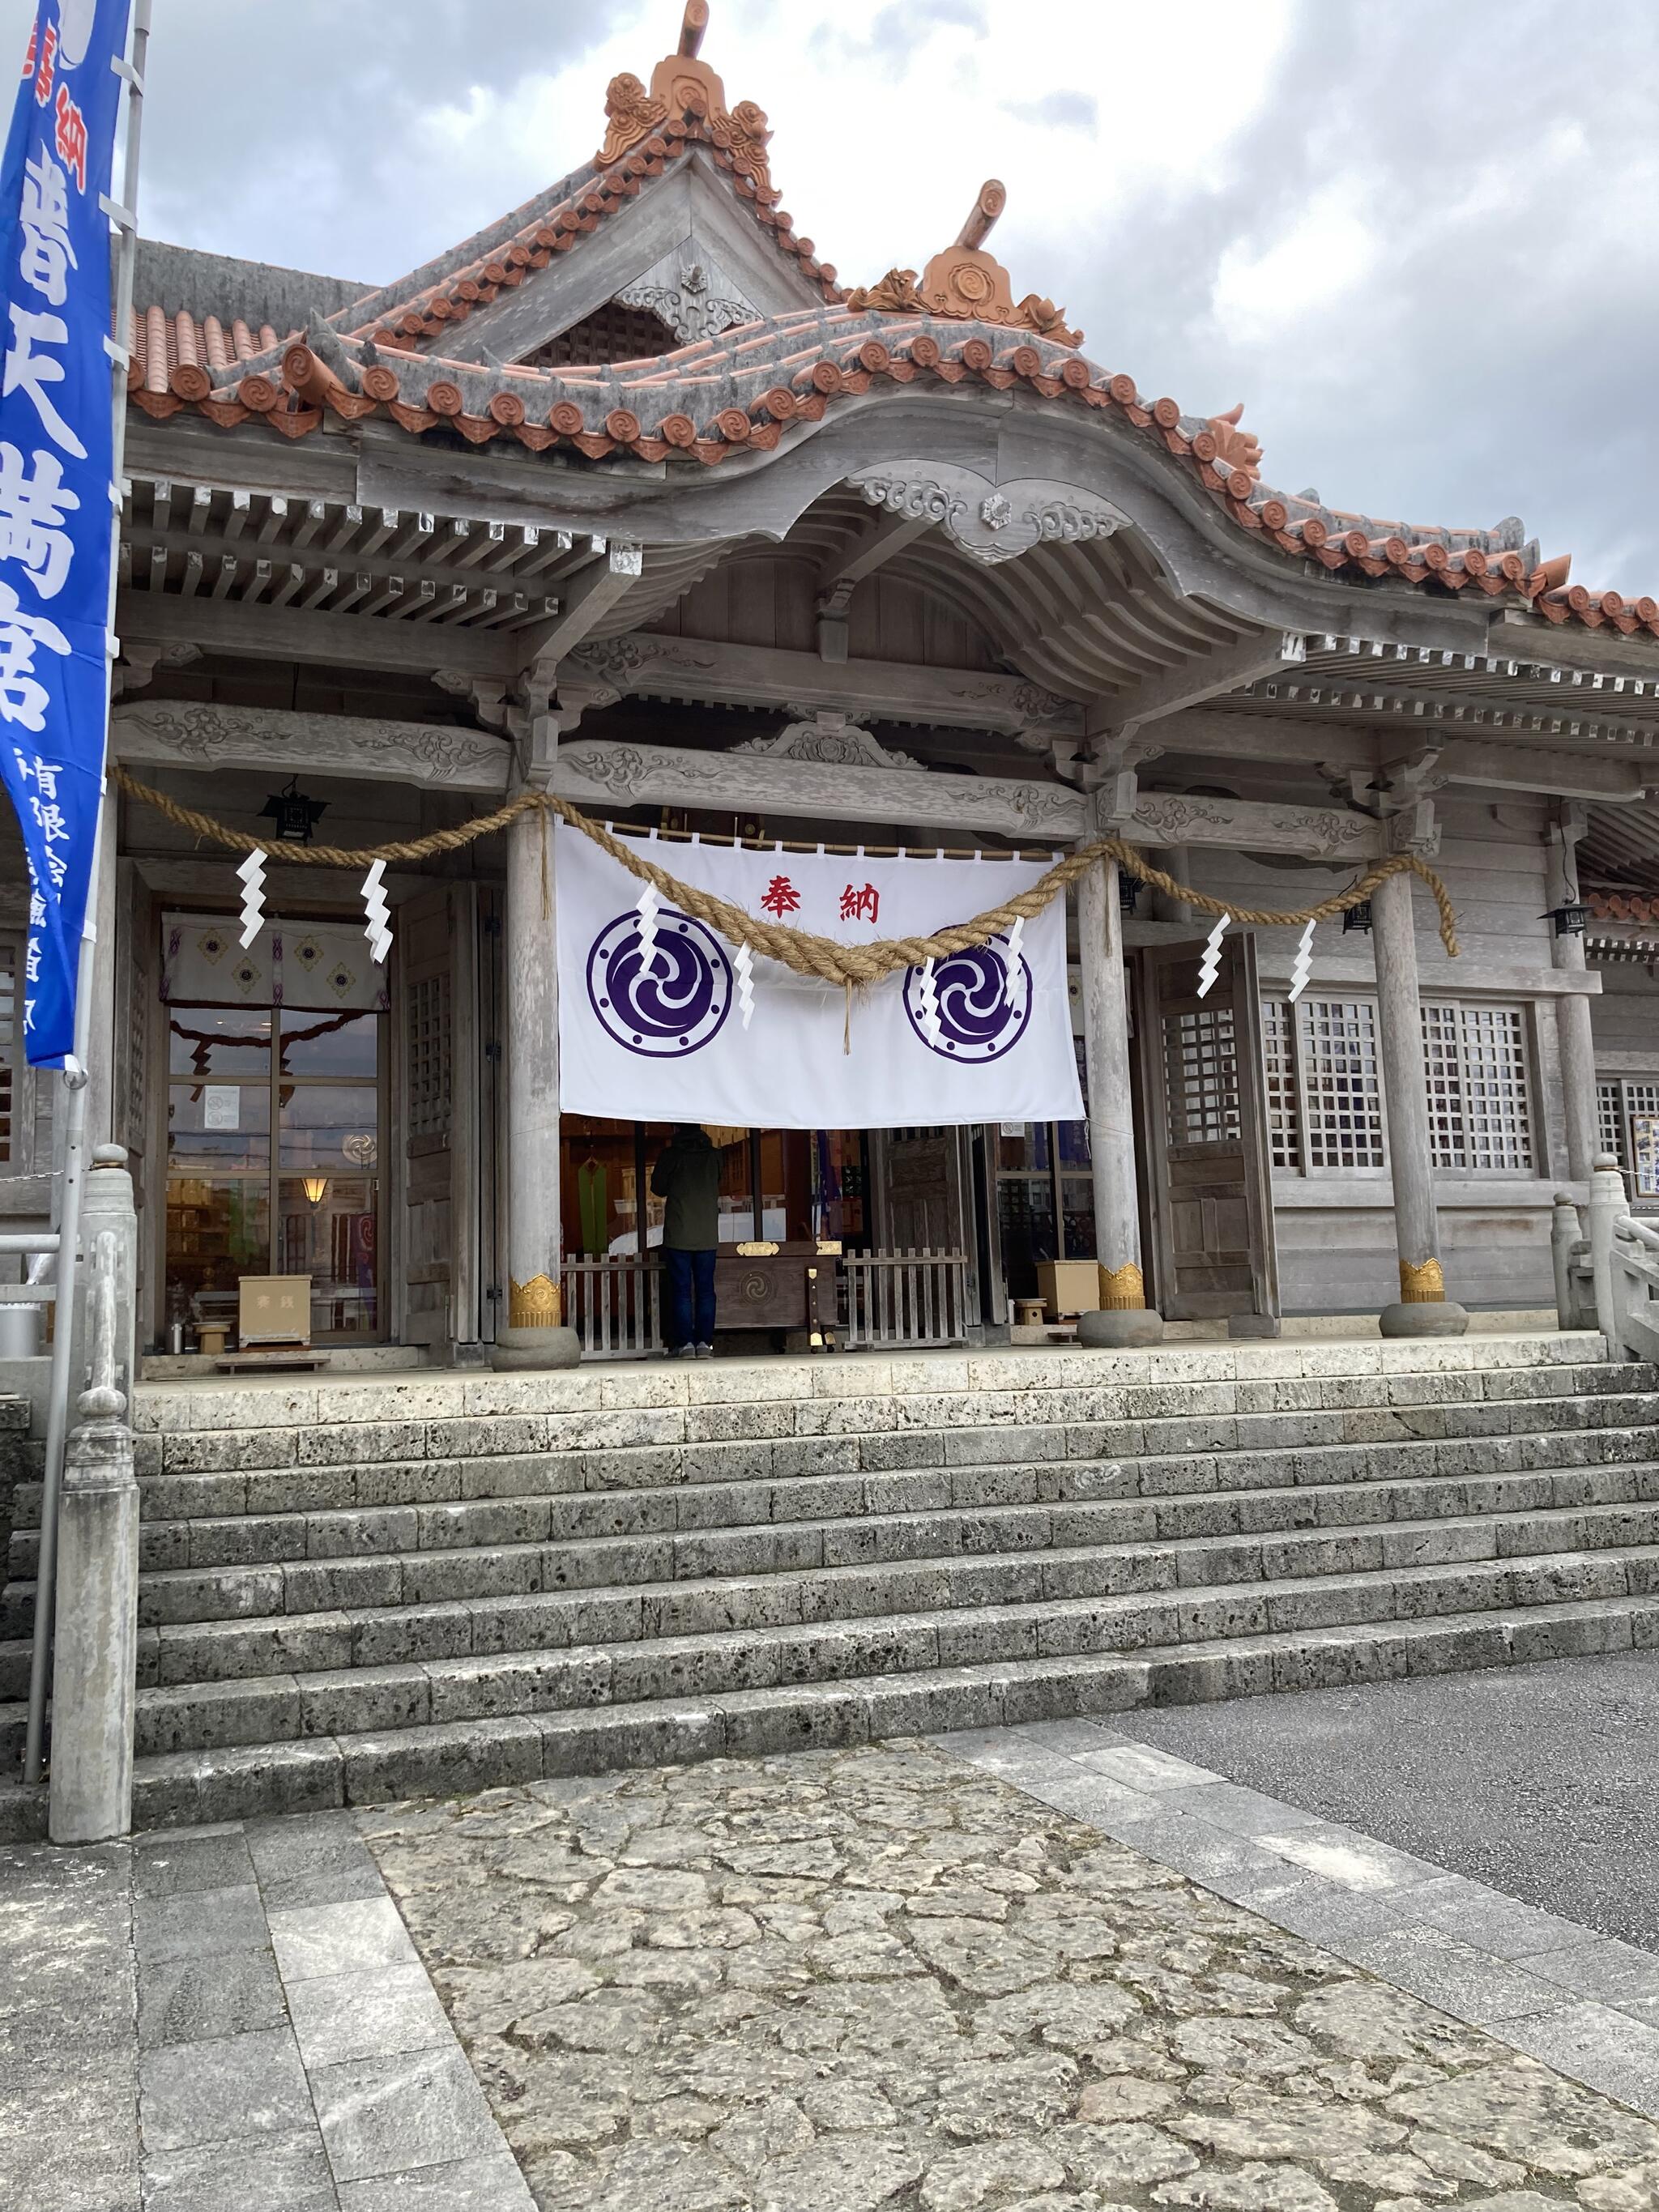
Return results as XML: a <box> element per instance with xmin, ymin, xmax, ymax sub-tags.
<box><xmin>1586</xmin><ymin>1157</ymin><xmax>1659</xmax><ymax>1365</ymax></box>
<box><xmin>839</xmin><ymin>1249</ymin><xmax>970</xmax><ymax>1349</ymax></box>
<box><xmin>561</xmin><ymin>1257</ymin><xmax>663</xmax><ymax>1361</ymax></box>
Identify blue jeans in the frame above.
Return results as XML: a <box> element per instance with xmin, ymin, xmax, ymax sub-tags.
<box><xmin>664</xmin><ymin>1247</ymin><xmax>717</xmax><ymax>1349</ymax></box>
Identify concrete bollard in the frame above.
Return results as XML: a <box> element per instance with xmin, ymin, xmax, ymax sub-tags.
<box><xmin>48</xmin><ymin>1230</ymin><xmax>138</xmax><ymax>1846</ymax></box>
<box><xmin>1588</xmin><ymin>1154</ymin><xmax>1629</xmax><ymax>1364</ymax></box>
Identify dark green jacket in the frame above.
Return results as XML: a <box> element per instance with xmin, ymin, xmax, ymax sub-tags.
<box><xmin>651</xmin><ymin>1130</ymin><xmax>721</xmax><ymax>1251</ymax></box>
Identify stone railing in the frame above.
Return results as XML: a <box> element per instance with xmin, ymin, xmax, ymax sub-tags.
<box><xmin>1579</xmin><ymin>1156</ymin><xmax>1659</xmax><ymax>1366</ymax></box>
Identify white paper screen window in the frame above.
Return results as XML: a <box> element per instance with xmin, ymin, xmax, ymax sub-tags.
<box><xmin>1165</xmin><ymin>1006</ymin><xmax>1241</xmax><ymax>1147</ymax></box>
<box><xmin>1422</xmin><ymin>1002</ymin><xmax>1533</xmax><ymax>1173</ymax></box>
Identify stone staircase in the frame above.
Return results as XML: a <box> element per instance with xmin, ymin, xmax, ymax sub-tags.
<box><xmin>2</xmin><ymin>1332</ymin><xmax>1657</xmax><ymax>1831</ymax></box>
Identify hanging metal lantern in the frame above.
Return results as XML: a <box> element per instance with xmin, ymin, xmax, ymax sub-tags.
<box><xmin>1542</xmin><ymin>902</ymin><xmax>1589</xmax><ymax>938</ymax></box>
<box><xmin>1342</xmin><ymin>900</ymin><xmax>1373</xmax><ymax>936</ymax></box>
<box><xmin>1118</xmin><ymin>871</ymin><xmax>1140</xmax><ymax>918</ymax></box>
<box><xmin>259</xmin><ymin>777</ymin><xmax>326</xmax><ymax>845</ymax></box>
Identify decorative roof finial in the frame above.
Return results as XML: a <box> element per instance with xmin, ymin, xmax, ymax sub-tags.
<box><xmin>597</xmin><ymin>0</ymin><xmax>774</xmax><ymax>198</ymax></box>
<box><xmin>955</xmin><ymin>180</ymin><xmax>1006</xmax><ymax>254</ymax></box>
<box><xmin>845</xmin><ymin>178</ymin><xmax>1081</xmax><ymax>347</ymax></box>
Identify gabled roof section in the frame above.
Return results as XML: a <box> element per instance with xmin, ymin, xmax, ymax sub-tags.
<box><xmin>329</xmin><ymin>2</ymin><xmax>840</xmax><ymax>363</ymax></box>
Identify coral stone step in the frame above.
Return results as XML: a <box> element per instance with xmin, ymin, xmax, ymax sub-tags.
<box><xmin>126</xmin><ymin>1590</ymin><xmax>1659</xmax><ymax>1831</ymax></box>
<box><xmin>113</xmin><ymin>1477</ymin><xmax>1659</xmax><ymax>1688</ymax></box>
<box><xmin>128</xmin><ymin>1538</ymin><xmax>1659</xmax><ymax>1756</ymax></box>
<box><xmin>7</xmin><ymin>1330</ymin><xmax>1652</xmax><ymax>1822</ymax></box>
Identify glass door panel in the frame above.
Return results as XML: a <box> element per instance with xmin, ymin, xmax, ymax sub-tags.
<box><xmin>278</xmin><ymin>1172</ymin><xmax>378</xmax><ymax>1336</ymax></box>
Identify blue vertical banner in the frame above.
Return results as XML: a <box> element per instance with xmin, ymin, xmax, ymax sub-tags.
<box><xmin>0</xmin><ymin>0</ymin><xmax>131</xmax><ymax>1067</ymax></box>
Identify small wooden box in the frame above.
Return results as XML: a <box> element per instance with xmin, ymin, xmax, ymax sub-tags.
<box><xmin>1037</xmin><ymin>1259</ymin><xmax>1101</xmax><ymax>1319</ymax></box>
<box><xmin>238</xmin><ymin>1275</ymin><xmax>312</xmax><ymax>1347</ymax></box>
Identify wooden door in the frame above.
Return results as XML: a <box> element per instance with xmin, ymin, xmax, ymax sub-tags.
<box><xmin>1137</xmin><ymin>935</ymin><xmax>1279</xmax><ymax>1322</ymax></box>
<box><xmin>879</xmin><ymin>1127</ymin><xmax>962</xmax><ymax>1251</ymax></box>
<box><xmin>399</xmin><ymin>884</ymin><xmax>482</xmax><ymax>1355</ymax></box>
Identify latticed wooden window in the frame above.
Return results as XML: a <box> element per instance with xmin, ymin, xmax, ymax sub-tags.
<box><xmin>1260</xmin><ymin>999</ymin><xmax>1299</xmax><ymax>1170</ymax></box>
<box><xmin>518</xmin><ymin>299</ymin><xmax>679</xmax><ymax>369</ymax></box>
<box><xmin>1422</xmin><ymin>1002</ymin><xmax>1533</xmax><ymax>1172</ymax></box>
<box><xmin>1600</xmin><ymin>1077</ymin><xmax>1659</xmax><ymax>1203</ymax></box>
<box><xmin>406</xmin><ymin>972</ymin><xmax>450</xmax><ymax>1139</ymax></box>
<box><xmin>1260</xmin><ymin>996</ymin><xmax>1386</xmax><ymax>1174</ymax></box>
<box><xmin>1599</xmin><ymin>1080</ymin><xmax>1628</xmax><ymax>1169</ymax></box>
<box><xmin>1299</xmin><ymin>998</ymin><xmax>1386</xmax><ymax>1169</ymax></box>
<box><xmin>0</xmin><ymin>939</ymin><xmax>15</xmax><ymax>1166</ymax></box>
<box><xmin>1165</xmin><ymin>1007</ymin><xmax>1241</xmax><ymax>1145</ymax></box>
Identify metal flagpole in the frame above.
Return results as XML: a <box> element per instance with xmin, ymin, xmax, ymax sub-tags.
<box><xmin>24</xmin><ymin>0</ymin><xmax>153</xmax><ymax>1789</ymax></box>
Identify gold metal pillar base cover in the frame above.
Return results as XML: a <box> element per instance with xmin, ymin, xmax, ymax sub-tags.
<box><xmin>1099</xmin><ymin>1260</ymin><xmax>1147</xmax><ymax>1312</ymax></box>
<box><xmin>509</xmin><ymin>1274</ymin><xmax>562</xmax><ymax>1328</ymax></box>
<box><xmin>1398</xmin><ymin>1256</ymin><xmax>1446</xmax><ymax>1304</ymax></box>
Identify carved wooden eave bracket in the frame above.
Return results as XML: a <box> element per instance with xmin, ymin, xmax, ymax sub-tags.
<box><xmin>599</xmin><ymin>1</ymin><xmax>777</xmax><ymax>202</ymax></box>
<box><xmin>847</xmin><ymin>462</ymin><xmax>1128</xmax><ymax>568</ymax></box>
<box><xmin>844</xmin><ymin>181</ymin><xmax>1081</xmax><ymax>349</ymax></box>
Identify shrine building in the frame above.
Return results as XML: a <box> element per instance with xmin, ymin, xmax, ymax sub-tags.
<box><xmin>5</xmin><ymin>0</ymin><xmax>1659</xmax><ymax>1368</ymax></box>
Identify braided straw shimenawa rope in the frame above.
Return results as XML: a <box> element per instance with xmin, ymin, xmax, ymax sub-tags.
<box><xmin>111</xmin><ymin>765</ymin><xmax>1461</xmax><ymax>979</ymax></box>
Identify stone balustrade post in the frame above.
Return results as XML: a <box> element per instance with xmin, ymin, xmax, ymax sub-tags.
<box><xmin>1588</xmin><ymin>1152</ymin><xmax>1628</xmax><ymax>1361</ymax></box>
<box><xmin>49</xmin><ymin>1230</ymin><xmax>138</xmax><ymax>1845</ymax></box>
<box><xmin>1550</xmin><ymin>1190</ymin><xmax>1585</xmax><ymax>1332</ymax></box>
<box><xmin>71</xmin><ymin>1145</ymin><xmax>136</xmax><ymax>1402</ymax></box>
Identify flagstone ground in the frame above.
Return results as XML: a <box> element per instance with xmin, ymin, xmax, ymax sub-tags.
<box><xmin>358</xmin><ymin>1736</ymin><xmax>1659</xmax><ymax>2212</ymax></box>
<box><xmin>9</xmin><ymin>1718</ymin><xmax>1659</xmax><ymax>2210</ymax></box>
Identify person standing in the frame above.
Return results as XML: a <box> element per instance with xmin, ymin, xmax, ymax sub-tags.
<box><xmin>651</xmin><ymin>1124</ymin><xmax>721</xmax><ymax>1358</ymax></box>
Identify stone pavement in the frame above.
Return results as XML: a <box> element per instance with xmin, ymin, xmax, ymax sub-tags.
<box><xmin>0</xmin><ymin>1809</ymin><xmax>532</xmax><ymax>2212</ymax></box>
<box><xmin>358</xmin><ymin>1732</ymin><xmax>1659</xmax><ymax>2210</ymax></box>
<box><xmin>9</xmin><ymin>1724</ymin><xmax>1659</xmax><ymax>2210</ymax></box>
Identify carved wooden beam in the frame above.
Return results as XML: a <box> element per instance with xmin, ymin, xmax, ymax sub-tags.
<box><xmin>113</xmin><ymin>700</ymin><xmax>511</xmax><ymax>792</ymax></box>
<box><xmin>1098</xmin><ymin>779</ymin><xmax>1388</xmax><ymax>862</ymax></box>
<box><xmin>1086</xmin><ymin>631</ymin><xmax>1308</xmax><ymax>741</ymax></box>
<box><xmin>559</xmin><ymin>633</ymin><xmax>1086</xmax><ymax>737</ymax></box>
<box><xmin>553</xmin><ymin>735</ymin><xmax>1090</xmax><ymax>841</ymax></box>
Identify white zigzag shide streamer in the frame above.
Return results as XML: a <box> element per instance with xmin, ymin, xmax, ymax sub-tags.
<box><xmin>733</xmin><ymin>942</ymin><xmax>755</xmax><ymax>1029</ymax></box>
<box><xmin>1288</xmin><ymin>918</ymin><xmax>1316</xmax><ymax>1004</ymax></box>
<box><xmin>1002</xmin><ymin>916</ymin><xmax>1024</xmax><ymax>1007</ymax></box>
<box><xmin>236</xmin><ymin>849</ymin><xmax>267</xmax><ymax>950</ymax></box>
<box><xmin>918</xmin><ymin>957</ymin><xmax>942</xmax><ymax>1045</ymax></box>
<box><xmin>635</xmin><ymin>883</ymin><xmax>661</xmax><ymax>978</ymax></box>
<box><xmin>1196</xmin><ymin>912</ymin><xmax>1230</xmax><ymax>999</ymax></box>
<box><xmin>361</xmin><ymin>859</ymin><xmax>392</xmax><ymax>965</ymax></box>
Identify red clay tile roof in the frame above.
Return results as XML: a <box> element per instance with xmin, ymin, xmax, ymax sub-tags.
<box><xmin>347</xmin><ymin>113</ymin><xmax>837</xmax><ymax>356</ymax></box>
<box><xmin>126</xmin><ymin>299</ymin><xmax>1654</xmax><ymax>643</ymax></box>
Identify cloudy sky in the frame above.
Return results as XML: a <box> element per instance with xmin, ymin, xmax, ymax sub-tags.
<box><xmin>11</xmin><ymin>0</ymin><xmax>1657</xmax><ymax>589</ymax></box>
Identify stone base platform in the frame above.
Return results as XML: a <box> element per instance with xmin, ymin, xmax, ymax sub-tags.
<box><xmin>3</xmin><ymin>1328</ymin><xmax>1657</xmax><ymax>1828</ymax></box>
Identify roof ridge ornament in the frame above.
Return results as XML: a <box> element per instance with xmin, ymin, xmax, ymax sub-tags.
<box><xmin>598</xmin><ymin>2</ymin><xmax>775</xmax><ymax>201</ymax></box>
<box><xmin>845</xmin><ymin>181</ymin><xmax>1081</xmax><ymax>347</ymax></box>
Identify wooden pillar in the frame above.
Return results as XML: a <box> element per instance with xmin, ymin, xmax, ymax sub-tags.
<box><xmin>1547</xmin><ymin>807</ymin><xmax>1598</xmax><ymax>1187</ymax></box>
<box><xmin>493</xmin><ymin>778</ymin><xmax>578</xmax><ymax>1369</ymax></box>
<box><xmin>1371</xmin><ymin>868</ymin><xmax>1468</xmax><ymax>1336</ymax></box>
<box><xmin>1076</xmin><ymin>855</ymin><xmax>1162</xmax><ymax>1347</ymax></box>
